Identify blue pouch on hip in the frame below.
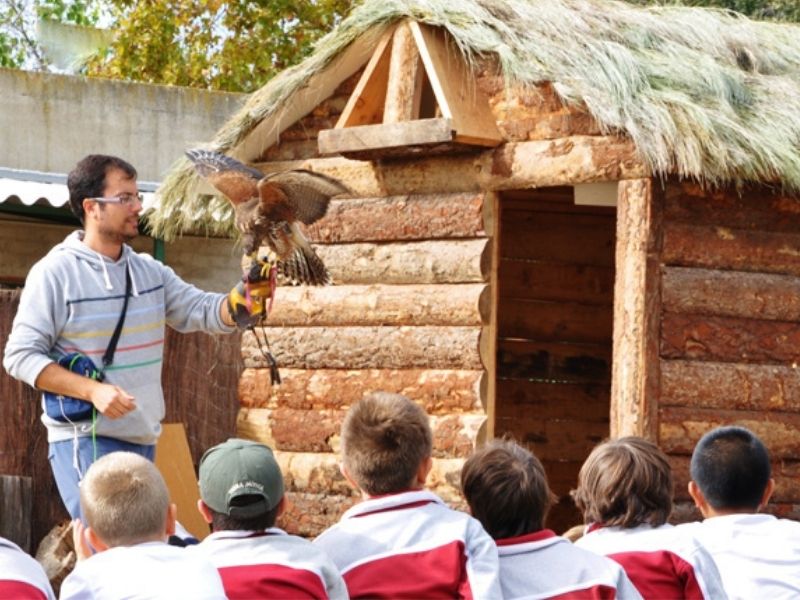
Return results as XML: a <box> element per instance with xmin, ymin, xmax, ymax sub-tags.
<box><xmin>43</xmin><ymin>353</ymin><xmax>102</xmax><ymax>423</ymax></box>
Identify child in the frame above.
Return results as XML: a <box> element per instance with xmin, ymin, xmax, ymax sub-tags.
<box><xmin>0</xmin><ymin>536</ymin><xmax>55</xmax><ymax>599</ymax></box>
<box><xmin>461</xmin><ymin>438</ymin><xmax>642</xmax><ymax>599</ymax></box>
<box><xmin>191</xmin><ymin>438</ymin><xmax>347</xmax><ymax>599</ymax></box>
<box><xmin>573</xmin><ymin>436</ymin><xmax>725</xmax><ymax>599</ymax></box>
<box><xmin>681</xmin><ymin>425</ymin><xmax>800</xmax><ymax>599</ymax></box>
<box><xmin>60</xmin><ymin>452</ymin><xmax>226</xmax><ymax>599</ymax></box>
<box><xmin>313</xmin><ymin>391</ymin><xmax>501</xmax><ymax>599</ymax></box>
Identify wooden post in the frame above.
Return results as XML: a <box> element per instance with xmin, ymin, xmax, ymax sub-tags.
<box><xmin>611</xmin><ymin>178</ymin><xmax>662</xmax><ymax>439</ymax></box>
<box><xmin>0</xmin><ymin>474</ymin><xmax>32</xmax><ymax>552</ymax></box>
<box><xmin>484</xmin><ymin>192</ymin><xmax>500</xmax><ymax>440</ymax></box>
<box><xmin>383</xmin><ymin>21</ymin><xmax>422</xmax><ymax>124</ymax></box>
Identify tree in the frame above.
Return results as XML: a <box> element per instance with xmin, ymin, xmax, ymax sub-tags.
<box><xmin>84</xmin><ymin>0</ymin><xmax>355</xmax><ymax>93</ymax></box>
<box><xmin>629</xmin><ymin>0</ymin><xmax>799</xmax><ymax>21</ymax></box>
<box><xmin>0</xmin><ymin>0</ymin><xmax>101</xmax><ymax>69</ymax></box>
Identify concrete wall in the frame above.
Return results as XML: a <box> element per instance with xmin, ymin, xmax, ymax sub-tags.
<box><xmin>0</xmin><ymin>68</ymin><xmax>244</xmax><ymax>181</ymax></box>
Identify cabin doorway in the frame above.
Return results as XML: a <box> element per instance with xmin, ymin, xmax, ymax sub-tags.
<box><xmin>493</xmin><ymin>186</ymin><xmax>616</xmax><ymax>533</ymax></box>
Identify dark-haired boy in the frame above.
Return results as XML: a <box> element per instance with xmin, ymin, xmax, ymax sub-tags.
<box><xmin>191</xmin><ymin>438</ymin><xmax>347</xmax><ymax>599</ymax></box>
<box><xmin>573</xmin><ymin>437</ymin><xmax>725</xmax><ymax>599</ymax></box>
<box><xmin>462</xmin><ymin>438</ymin><xmax>642</xmax><ymax>599</ymax></box>
<box><xmin>681</xmin><ymin>426</ymin><xmax>800</xmax><ymax>599</ymax></box>
<box><xmin>313</xmin><ymin>392</ymin><xmax>501</xmax><ymax>599</ymax></box>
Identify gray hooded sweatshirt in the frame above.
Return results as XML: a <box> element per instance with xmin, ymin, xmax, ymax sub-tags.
<box><xmin>3</xmin><ymin>231</ymin><xmax>233</xmax><ymax>445</ymax></box>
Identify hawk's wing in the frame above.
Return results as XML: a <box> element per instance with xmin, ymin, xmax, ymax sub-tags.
<box><xmin>184</xmin><ymin>149</ymin><xmax>262</xmax><ymax>206</ymax></box>
<box><xmin>261</xmin><ymin>169</ymin><xmax>350</xmax><ymax>225</ymax></box>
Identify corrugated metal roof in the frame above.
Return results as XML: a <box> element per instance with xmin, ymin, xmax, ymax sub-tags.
<box><xmin>0</xmin><ymin>167</ymin><xmax>158</xmax><ymax>210</ymax></box>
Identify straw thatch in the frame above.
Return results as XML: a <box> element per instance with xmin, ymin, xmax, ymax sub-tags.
<box><xmin>150</xmin><ymin>0</ymin><xmax>800</xmax><ymax>240</ymax></box>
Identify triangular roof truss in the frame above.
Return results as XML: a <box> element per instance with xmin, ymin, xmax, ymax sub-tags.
<box><xmin>318</xmin><ymin>21</ymin><xmax>503</xmax><ymax>160</ymax></box>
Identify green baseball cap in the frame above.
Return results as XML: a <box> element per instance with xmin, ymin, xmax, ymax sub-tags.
<box><xmin>198</xmin><ymin>438</ymin><xmax>284</xmax><ymax>519</ymax></box>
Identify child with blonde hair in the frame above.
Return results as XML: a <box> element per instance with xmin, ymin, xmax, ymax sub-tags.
<box><xmin>60</xmin><ymin>452</ymin><xmax>225</xmax><ymax>599</ymax></box>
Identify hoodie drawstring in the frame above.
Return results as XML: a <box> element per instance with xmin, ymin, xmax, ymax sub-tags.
<box><xmin>128</xmin><ymin>262</ymin><xmax>140</xmax><ymax>297</ymax></box>
<box><xmin>95</xmin><ymin>250</ymin><xmax>113</xmax><ymax>291</ymax></box>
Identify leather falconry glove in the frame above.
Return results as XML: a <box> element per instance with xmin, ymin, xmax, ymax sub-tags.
<box><xmin>227</xmin><ymin>257</ymin><xmax>276</xmax><ymax>330</ymax></box>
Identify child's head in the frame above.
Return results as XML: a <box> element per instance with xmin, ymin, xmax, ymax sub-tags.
<box><xmin>341</xmin><ymin>391</ymin><xmax>432</xmax><ymax>496</ymax></box>
<box><xmin>80</xmin><ymin>452</ymin><xmax>172</xmax><ymax>547</ymax></box>
<box><xmin>572</xmin><ymin>436</ymin><xmax>673</xmax><ymax>528</ymax></box>
<box><xmin>689</xmin><ymin>426</ymin><xmax>772</xmax><ymax>513</ymax></box>
<box><xmin>198</xmin><ymin>438</ymin><xmax>285</xmax><ymax>531</ymax></box>
<box><xmin>461</xmin><ymin>439</ymin><xmax>555</xmax><ymax>540</ymax></box>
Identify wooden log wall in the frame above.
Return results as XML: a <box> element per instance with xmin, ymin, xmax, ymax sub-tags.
<box><xmin>246</xmin><ymin>76</ymin><xmax>496</xmax><ymax>536</ymax></box>
<box><xmin>493</xmin><ymin>187</ymin><xmax>615</xmax><ymax>534</ymax></box>
<box><xmin>659</xmin><ymin>181</ymin><xmax>800</xmax><ymax>521</ymax></box>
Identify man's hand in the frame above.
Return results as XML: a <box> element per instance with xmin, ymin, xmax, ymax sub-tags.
<box><xmin>88</xmin><ymin>383</ymin><xmax>136</xmax><ymax>419</ymax></box>
<box><xmin>227</xmin><ymin>257</ymin><xmax>275</xmax><ymax>330</ymax></box>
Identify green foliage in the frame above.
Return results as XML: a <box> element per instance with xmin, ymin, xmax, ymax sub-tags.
<box><xmin>0</xmin><ymin>0</ymin><xmax>101</xmax><ymax>69</ymax></box>
<box><xmin>85</xmin><ymin>0</ymin><xmax>355</xmax><ymax>93</ymax></box>
<box><xmin>629</xmin><ymin>0</ymin><xmax>800</xmax><ymax>21</ymax></box>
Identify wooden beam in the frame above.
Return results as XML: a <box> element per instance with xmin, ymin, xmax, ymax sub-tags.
<box><xmin>0</xmin><ymin>475</ymin><xmax>31</xmax><ymax>552</ymax></box>
<box><xmin>243</xmin><ymin>326</ymin><xmax>482</xmax><ymax>369</ymax></box>
<box><xmin>610</xmin><ymin>178</ymin><xmax>662</xmax><ymax>439</ymax></box>
<box><xmin>267</xmin><ymin>283</ymin><xmax>487</xmax><ymax>327</ymax></box>
<box><xmin>314</xmin><ymin>238</ymin><xmax>490</xmax><ymax>285</ymax></box>
<box><xmin>306</xmin><ymin>192</ymin><xmax>487</xmax><ymax>243</ymax></box>
<box><xmin>336</xmin><ymin>27</ymin><xmax>395</xmax><ymax>129</ymax></box>
<box><xmin>383</xmin><ymin>21</ymin><xmax>422</xmax><ymax>123</ymax></box>
<box><xmin>236</xmin><ymin>25</ymin><xmax>391</xmax><ymax>160</ymax></box>
<box><xmin>409</xmin><ymin>22</ymin><xmax>502</xmax><ymax>146</ymax></box>
<box><xmin>258</xmin><ymin>135</ymin><xmax>648</xmax><ymax>197</ymax></box>
<box><xmin>660</xmin><ymin>406</ymin><xmax>800</xmax><ymax>459</ymax></box>
<box><xmin>239</xmin><ymin>368</ymin><xmax>483</xmax><ymax>413</ymax></box>
<box><xmin>319</xmin><ymin>118</ymin><xmax>454</xmax><ymax>155</ymax></box>
<box><xmin>484</xmin><ymin>192</ymin><xmax>500</xmax><ymax>440</ymax></box>
<box><xmin>662</xmin><ymin>266</ymin><xmax>800</xmax><ymax>322</ymax></box>
<box><xmin>661</xmin><ymin>359</ymin><xmax>800</xmax><ymax>413</ymax></box>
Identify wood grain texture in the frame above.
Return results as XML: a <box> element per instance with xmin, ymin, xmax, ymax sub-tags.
<box><xmin>661</xmin><ymin>312</ymin><xmax>800</xmax><ymax>364</ymax></box>
<box><xmin>239</xmin><ymin>367</ymin><xmax>482</xmax><ymax>413</ymax></box>
<box><xmin>661</xmin><ymin>359</ymin><xmax>800</xmax><ymax>412</ymax></box>
<box><xmin>499</xmin><ymin>259</ymin><xmax>614</xmax><ymax>305</ymax></box>
<box><xmin>257</xmin><ymin>135</ymin><xmax>647</xmax><ymax>198</ymax></box>
<box><xmin>662</xmin><ymin>266</ymin><xmax>800</xmax><ymax>322</ymax></box>
<box><xmin>316</xmin><ymin>238</ymin><xmax>489</xmax><ymax>284</ymax></box>
<box><xmin>495</xmin><ymin>339</ymin><xmax>611</xmax><ymax>382</ymax></box>
<box><xmin>659</xmin><ymin>406</ymin><xmax>800</xmax><ymax>459</ymax></box>
<box><xmin>306</xmin><ymin>192</ymin><xmax>486</xmax><ymax>243</ymax></box>
<box><xmin>663</xmin><ymin>222</ymin><xmax>800</xmax><ymax>276</ymax></box>
<box><xmin>664</xmin><ymin>181</ymin><xmax>800</xmax><ymax>233</ymax></box>
<box><xmin>268</xmin><ymin>283</ymin><xmax>486</xmax><ymax>327</ymax></box>
<box><xmin>243</xmin><ymin>326</ymin><xmax>481</xmax><ymax>370</ymax></box>
<box><xmin>611</xmin><ymin>178</ymin><xmax>662</xmax><ymax>439</ymax></box>
<box><xmin>498</xmin><ymin>299</ymin><xmax>613</xmax><ymax>344</ymax></box>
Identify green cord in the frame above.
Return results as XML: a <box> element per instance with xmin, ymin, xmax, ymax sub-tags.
<box><xmin>92</xmin><ymin>407</ymin><xmax>97</xmax><ymax>461</ymax></box>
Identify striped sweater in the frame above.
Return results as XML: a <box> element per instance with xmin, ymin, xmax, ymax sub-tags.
<box><xmin>3</xmin><ymin>230</ymin><xmax>233</xmax><ymax>445</ymax></box>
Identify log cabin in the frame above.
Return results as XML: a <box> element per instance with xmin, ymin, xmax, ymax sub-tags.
<box><xmin>152</xmin><ymin>0</ymin><xmax>800</xmax><ymax>534</ymax></box>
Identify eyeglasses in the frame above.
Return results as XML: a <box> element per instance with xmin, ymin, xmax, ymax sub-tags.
<box><xmin>87</xmin><ymin>193</ymin><xmax>144</xmax><ymax>206</ymax></box>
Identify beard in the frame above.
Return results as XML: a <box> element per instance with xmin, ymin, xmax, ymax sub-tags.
<box><xmin>98</xmin><ymin>221</ymin><xmax>138</xmax><ymax>245</ymax></box>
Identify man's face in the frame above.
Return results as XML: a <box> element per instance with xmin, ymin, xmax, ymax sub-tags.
<box><xmin>92</xmin><ymin>167</ymin><xmax>141</xmax><ymax>243</ymax></box>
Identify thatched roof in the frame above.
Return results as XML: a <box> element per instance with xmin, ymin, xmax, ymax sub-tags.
<box><xmin>150</xmin><ymin>0</ymin><xmax>800</xmax><ymax>240</ymax></box>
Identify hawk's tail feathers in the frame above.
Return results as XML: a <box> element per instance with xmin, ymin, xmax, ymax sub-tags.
<box><xmin>280</xmin><ymin>246</ymin><xmax>330</xmax><ymax>286</ymax></box>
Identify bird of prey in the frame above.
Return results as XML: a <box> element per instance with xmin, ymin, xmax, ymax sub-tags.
<box><xmin>185</xmin><ymin>149</ymin><xmax>348</xmax><ymax>285</ymax></box>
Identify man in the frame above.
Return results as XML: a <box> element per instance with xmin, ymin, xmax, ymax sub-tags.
<box><xmin>3</xmin><ymin>154</ymin><xmax>267</xmax><ymax>518</ymax></box>
<box><xmin>680</xmin><ymin>425</ymin><xmax>800</xmax><ymax>599</ymax></box>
